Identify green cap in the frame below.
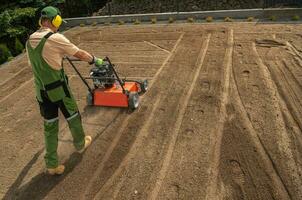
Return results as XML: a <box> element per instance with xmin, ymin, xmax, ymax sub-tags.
<box><xmin>41</xmin><ymin>6</ymin><xmax>61</xmax><ymax>18</ymax></box>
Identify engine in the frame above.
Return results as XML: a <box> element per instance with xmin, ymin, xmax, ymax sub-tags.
<box><xmin>90</xmin><ymin>62</ymin><xmax>115</xmax><ymax>89</ymax></box>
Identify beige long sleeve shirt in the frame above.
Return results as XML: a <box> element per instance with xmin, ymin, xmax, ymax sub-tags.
<box><xmin>27</xmin><ymin>27</ymin><xmax>79</xmax><ymax>70</ymax></box>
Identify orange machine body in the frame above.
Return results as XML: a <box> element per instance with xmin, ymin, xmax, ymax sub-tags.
<box><xmin>93</xmin><ymin>82</ymin><xmax>139</xmax><ymax>107</ymax></box>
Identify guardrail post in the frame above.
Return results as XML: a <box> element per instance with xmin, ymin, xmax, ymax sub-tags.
<box><xmin>176</xmin><ymin>0</ymin><xmax>180</xmax><ymax>13</ymax></box>
<box><xmin>108</xmin><ymin>2</ymin><xmax>112</xmax><ymax>16</ymax></box>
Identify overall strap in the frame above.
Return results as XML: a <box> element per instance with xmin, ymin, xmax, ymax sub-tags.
<box><xmin>44</xmin><ymin>32</ymin><xmax>53</xmax><ymax>39</ymax></box>
<box><xmin>26</xmin><ymin>32</ymin><xmax>54</xmax><ymax>52</ymax></box>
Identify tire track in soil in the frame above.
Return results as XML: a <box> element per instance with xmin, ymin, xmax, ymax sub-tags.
<box><xmin>281</xmin><ymin>58</ymin><xmax>302</xmax><ymax>91</ymax></box>
<box><xmin>254</xmin><ymin>43</ymin><xmax>302</xmax><ymax>198</ymax></box>
<box><xmin>143</xmin><ymin>41</ymin><xmax>171</xmax><ymax>54</ymax></box>
<box><xmin>155</xmin><ymin>29</ymin><xmax>228</xmax><ymax>200</ymax></box>
<box><xmin>0</xmin><ymin>75</ymin><xmax>93</xmax><ymax>198</ymax></box>
<box><xmin>276</xmin><ymin>44</ymin><xmax>302</xmax><ymax>92</ymax></box>
<box><xmin>219</xmin><ymin>72</ymin><xmax>291</xmax><ymax>199</ymax></box>
<box><xmin>0</xmin><ymin>77</ymin><xmax>34</xmax><ymax>105</ymax></box>
<box><xmin>228</xmin><ymin>39</ymin><xmax>299</xmax><ymax>199</ymax></box>
<box><xmin>0</xmin><ymin>66</ymin><xmax>32</xmax><ymax>101</ymax></box>
<box><xmin>10</xmin><ymin>32</ymin><xmax>175</xmax><ymax>195</ymax></box>
<box><xmin>270</xmin><ymin>59</ymin><xmax>302</xmax><ymax>136</ymax></box>
<box><xmin>216</xmin><ymin>40</ymin><xmax>291</xmax><ymax>199</ymax></box>
<box><xmin>0</xmin><ymin>80</ymin><xmax>43</xmax><ymax>197</ymax></box>
<box><xmin>254</xmin><ymin>42</ymin><xmax>297</xmax><ymax>198</ymax></box>
<box><xmin>94</xmin><ymin>96</ymin><xmax>162</xmax><ymax>200</ymax></box>
<box><xmin>3</xmin><ymin>74</ymin><xmax>124</xmax><ymax>199</ymax></box>
<box><xmin>149</xmin><ymin>33</ymin><xmax>211</xmax><ymax>200</ymax></box>
<box><xmin>209</xmin><ymin>30</ymin><xmax>300</xmax><ymax>199</ymax></box>
<box><xmin>0</xmin><ymin>55</ymin><xmax>28</xmax><ymax>85</ymax></box>
<box><xmin>286</xmin><ymin>41</ymin><xmax>302</xmax><ymax>66</ymax></box>
<box><xmin>74</xmin><ymin>33</ymin><xmax>184</xmax><ymax>200</ymax></box>
<box><xmin>0</xmin><ymin>26</ymin><xmax>301</xmax><ymax>199</ymax></box>
<box><xmin>94</xmin><ymin>33</ymin><xmax>210</xmax><ymax>200</ymax></box>
<box><xmin>273</xmin><ymin>39</ymin><xmax>302</xmax><ymax>161</ymax></box>
<box><xmin>205</xmin><ymin>29</ymin><xmax>234</xmax><ymax>200</ymax></box>
<box><xmin>3</xmin><ymin>26</ymin><xmax>175</xmax><ymax>198</ymax></box>
<box><xmin>87</xmin><ymin>33</ymin><xmax>205</xmax><ymax>200</ymax></box>
<box><xmin>0</xmin><ymin>26</ymin><xmax>177</xmax><ymax>199</ymax></box>
<box><xmin>92</xmin><ymin>32</ymin><xmax>182</xmax><ymax>42</ymax></box>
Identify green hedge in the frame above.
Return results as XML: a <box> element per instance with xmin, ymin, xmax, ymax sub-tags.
<box><xmin>15</xmin><ymin>38</ymin><xmax>24</xmax><ymax>55</ymax></box>
<box><xmin>0</xmin><ymin>7</ymin><xmax>37</xmax><ymax>64</ymax></box>
<box><xmin>0</xmin><ymin>44</ymin><xmax>12</xmax><ymax>64</ymax></box>
<box><xmin>0</xmin><ymin>0</ymin><xmax>108</xmax><ymax>65</ymax></box>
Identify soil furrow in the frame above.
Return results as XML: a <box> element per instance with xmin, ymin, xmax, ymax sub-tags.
<box><xmin>245</xmin><ymin>42</ymin><xmax>302</xmax><ymax>199</ymax></box>
<box><xmin>220</xmin><ymin>73</ymin><xmax>291</xmax><ymax>199</ymax></box>
<box><xmin>286</xmin><ymin>42</ymin><xmax>302</xmax><ymax>63</ymax></box>
<box><xmin>0</xmin><ymin>58</ymin><xmax>29</xmax><ymax>85</ymax></box>
<box><xmin>91</xmin><ymin>33</ymin><xmax>206</xmax><ymax>200</ymax></box>
<box><xmin>206</xmin><ymin>29</ymin><xmax>234</xmax><ymax>200</ymax></box>
<box><xmin>215</xmin><ymin>30</ymin><xmax>297</xmax><ymax>199</ymax></box>
<box><xmin>269</xmin><ymin>60</ymin><xmax>302</xmax><ymax>132</ymax></box>
<box><xmin>2</xmin><ymin>24</ymin><xmax>302</xmax><ymax>200</ymax></box>
<box><xmin>149</xmin><ymin>33</ymin><xmax>211</xmax><ymax>200</ymax></box>
<box><xmin>82</xmin><ymin>33</ymin><xmax>187</xmax><ymax>199</ymax></box>
<box><xmin>77</xmin><ymin>51</ymin><xmax>167</xmax><ymax>57</ymax></box>
<box><xmin>35</xmin><ymin>31</ymin><xmax>183</xmax><ymax>200</ymax></box>
<box><xmin>0</xmin><ymin>76</ymin><xmax>90</xmax><ymax>199</ymax></box>
<box><xmin>156</xmin><ymin>30</ymin><xmax>227</xmax><ymax>200</ymax></box>
<box><xmin>0</xmin><ymin>78</ymin><xmax>34</xmax><ymax>105</ymax></box>
<box><xmin>143</xmin><ymin>41</ymin><xmax>171</xmax><ymax>54</ymax></box>
<box><xmin>0</xmin><ymin>68</ymin><xmax>32</xmax><ymax>101</ymax></box>
<box><xmin>93</xmin><ymin>96</ymin><xmax>162</xmax><ymax>200</ymax></box>
<box><xmin>282</xmin><ymin>59</ymin><xmax>302</xmax><ymax>90</ymax></box>
<box><xmin>81</xmin><ymin>32</ymin><xmax>182</xmax><ymax>42</ymax></box>
<box><xmin>219</xmin><ymin>57</ymin><xmax>292</xmax><ymax>199</ymax></box>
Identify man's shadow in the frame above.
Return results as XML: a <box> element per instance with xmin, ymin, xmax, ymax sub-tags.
<box><xmin>3</xmin><ymin>151</ymin><xmax>83</xmax><ymax>200</ymax></box>
<box><xmin>3</xmin><ymin>105</ymin><xmax>123</xmax><ymax>200</ymax></box>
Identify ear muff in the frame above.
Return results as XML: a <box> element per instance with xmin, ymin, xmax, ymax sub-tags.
<box><xmin>52</xmin><ymin>15</ymin><xmax>63</xmax><ymax>28</ymax></box>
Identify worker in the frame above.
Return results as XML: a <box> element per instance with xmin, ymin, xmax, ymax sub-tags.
<box><xmin>26</xmin><ymin>6</ymin><xmax>103</xmax><ymax>175</ymax></box>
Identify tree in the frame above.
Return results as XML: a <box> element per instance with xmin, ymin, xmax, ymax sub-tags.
<box><xmin>0</xmin><ymin>0</ymin><xmax>108</xmax><ymax>64</ymax></box>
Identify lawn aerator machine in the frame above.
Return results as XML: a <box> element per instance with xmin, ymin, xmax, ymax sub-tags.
<box><xmin>64</xmin><ymin>56</ymin><xmax>148</xmax><ymax>109</ymax></box>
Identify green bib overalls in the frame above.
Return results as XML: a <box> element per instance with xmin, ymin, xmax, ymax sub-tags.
<box><xmin>27</xmin><ymin>32</ymin><xmax>85</xmax><ymax>168</ymax></box>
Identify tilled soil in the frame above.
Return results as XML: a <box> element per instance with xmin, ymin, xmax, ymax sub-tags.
<box><xmin>1</xmin><ymin>23</ymin><xmax>302</xmax><ymax>200</ymax></box>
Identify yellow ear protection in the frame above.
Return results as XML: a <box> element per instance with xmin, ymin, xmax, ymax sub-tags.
<box><xmin>39</xmin><ymin>15</ymin><xmax>62</xmax><ymax>28</ymax></box>
<box><xmin>51</xmin><ymin>15</ymin><xmax>63</xmax><ymax>28</ymax></box>
<box><xmin>40</xmin><ymin>6</ymin><xmax>63</xmax><ymax>28</ymax></box>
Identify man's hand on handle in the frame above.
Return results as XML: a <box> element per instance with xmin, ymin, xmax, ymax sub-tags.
<box><xmin>73</xmin><ymin>49</ymin><xmax>104</xmax><ymax>68</ymax></box>
<box><xmin>89</xmin><ymin>56</ymin><xmax>104</xmax><ymax>67</ymax></box>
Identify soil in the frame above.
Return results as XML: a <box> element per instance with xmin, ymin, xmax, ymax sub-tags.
<box><xmin>1</xmin><ymin>22</ymin><xmax>302</xmax><ymax>200</ymax></box>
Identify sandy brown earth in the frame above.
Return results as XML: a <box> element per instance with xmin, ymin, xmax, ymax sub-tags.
<box><xmin>1</xmin><ymin>22</ymin><xmax>302</xmax><ymax>200</ymax></box>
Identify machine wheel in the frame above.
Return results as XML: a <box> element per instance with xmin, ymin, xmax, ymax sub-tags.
<box><xmin>86</xmin><ymin>92</ymin><xmax>93</xmax><ymax>106</ymax></box>
<box><xmin>139</xmin><ymin>80</ymin><xmax>148</xmax><ymax>94</ymax></box>
<box><xmin>128</xmin><ymin>92</ymin><xmax>139</xmax><ymax>109</ymax></box>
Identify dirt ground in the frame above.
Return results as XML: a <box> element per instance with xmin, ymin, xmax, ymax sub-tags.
<box><xmin>1</xmin><ymin>22</ymin><xmax>302</xmax><ymax>200</ymax></box>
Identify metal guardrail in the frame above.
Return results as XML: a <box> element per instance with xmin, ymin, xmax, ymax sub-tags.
<box><xmin>61</xmin><ymin>8</ymin><xmax>302</xmax><ymax>30</ymax></box>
